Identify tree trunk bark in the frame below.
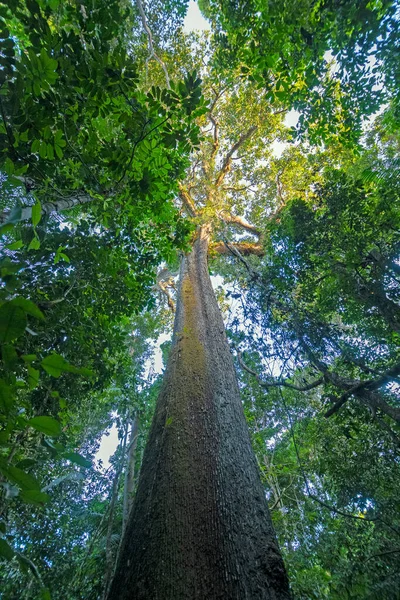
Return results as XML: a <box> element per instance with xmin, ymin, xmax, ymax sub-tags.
<box><xmin>107</xmin><ymin>225</ymin><xmax>290</xmax><ymax>600</ymax></box>
<box><xmin>122</xmin><ymin>414</ymin><xmax>140</xmax><ymax>533</ymax></box>
<box><xmin>0</xmin><ymin>192</ymin><xmax>92</xmax><ymax>223</ymax></box>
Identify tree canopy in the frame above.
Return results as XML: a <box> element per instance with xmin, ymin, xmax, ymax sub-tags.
<box><xmin>0</xmin><ymin>1</ymin><xmax>399</xmax><ymax>599</ymax></box>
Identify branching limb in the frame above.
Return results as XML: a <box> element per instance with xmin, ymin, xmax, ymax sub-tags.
<box><xmin>365</xmin><ymin>548</ymin><xmax>400</xmax><ymax>562</ymax></box>
<box><xmin>215</xmin><ymin>126</ymin><xmax>258</xmax><ymax>186</ymax></box>
<box><xmin>212</xmin><ymin>240</ymin><xmax>264</xmax><ymax>256</ymax></box>
<box><xmin>136</xmin><ymin>0</ymin><xmax>170</xmax><ymax>88</ymax></box>
<box><xmin>217</xmin><ymin>210</ymin><xmax>262</xmax><ymax>239</ymax></box>
<box><xmin>178</xmin><ymin>183</ymin><xmax>197</xmax><ymax>217</ymax></box>
<box><xmin>324</xmin><ymin>362</ymin><xmax>400</xmax><ymax>420</ymax></box>
<box><xmin>238</xmin><ymin>352</ymin><xmax>324</xmax><ymax>392</ymax></box>
<box><xmin>39</xmin><ymin>282</ymin><xmax>77</xmax><ymax>307</ymax></box>
<box><xmin>156</xmin><ymin>268</ymin><xmax>176</xmax><ymax>312</ymax></box>
<box><xmin>277</xmin><ymin>388</ymin><xmax>400</xmax><ymax>535</ymax></box>
<box><xmin>157</xmin><ymin>281</ymin><xmax>175</xmax><ymax>312</ymax></box>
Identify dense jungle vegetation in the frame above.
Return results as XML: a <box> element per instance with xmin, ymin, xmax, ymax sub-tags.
<box><xmin>0</xmin><ymin>0</ymin><xmax>399</xmax><ymax>598</ymax></box>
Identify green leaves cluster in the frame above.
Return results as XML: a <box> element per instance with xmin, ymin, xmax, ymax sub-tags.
<box><xmin>201</xmin><ymin>0</ymin><xmax>400</xmax><ymax>144</ymax></box>
<box><xmin>0</xmin><ymin>0</ymin><xmax>203</xmax><ymax>255</ymax></box>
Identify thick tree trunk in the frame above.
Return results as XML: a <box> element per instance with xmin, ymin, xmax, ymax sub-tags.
<box><xmin>107</xmin><ymin>226</ymin><xmax>290</xmax><ymax>600</ymax></box>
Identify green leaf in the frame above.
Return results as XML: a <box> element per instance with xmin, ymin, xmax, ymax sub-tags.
<box><xmin>28</xmin><ymin>236</ymin><xmax>41</xmax><ymax>251</ymax></box>
<box><xmin>22</xmin><ymin>354</ymin><xmax>37</xmax><ymax>363</ymax></box>
<box><xmin>9</xmin><ymin>297</ymin><xmax>45</xmax><ymax>321</ymax></box>
<box><xmin>0</xmin><ymin>223</ymin><xmax>14</xmax><ymax>236</ymax></box>
<box><xmin>39</xmin><ymin>142</ymin><xmax>47</xmax><ymax>159</ymax></box>
<box><xmin>28</xmin><ymin>416</ymin><xmax>61</xmax><ymax>437</ymax></box>
<box><xmin>31</xmin><ymin>201</ymin><xmax>41</xmax><ymax>227</ymax></box>
<box><xmin>2</xmin><ymin>465</ymin><xmax>41</xmax><ymax>491</ymax></box>
<box><xmin>4</xmin><ymin>157</ymin><xmax>14</xmax><ymax>175</ymax></box>
<box><xmin>27</xmin><ymin>365</ymin><xmax>40</xmax><ymax>389</ymax></box>
<box><xmin>6</xmin><ymin>240</ymin><xmax>23</xmax><ymax>250</ymax></box>
<box><xmin>64</xmin><ymin>452</ymin><xmax>92</xmax><ymax>468</ymax></box>
<box><xmin>2</xmin><ymin>344</ymin><xmax>18</xmax><ymax>369</ymax></box>
<box><xmin>41</xmin><ymin>588</ymin><xmax>52</xmax><ymax>600</ymax></box>
<box><xmin>43</xmin><ymin>125</ymin><xmax>51</xmax><ymax>140</ymax></box>
<box><xmin>0</xmin><ymin>379</ymin><xmax>14</xmax><ymax>413</ymax></box>
<box><xmin>41</xmin><ymin>353</ymin><xmax>72</xmax><ymax>377</ymax></box>
<box><xmin>16</xmin><ymin>459</ymin><xmax>36</xmax><ymax>469</ymax></box>
<box><xmin>0</xmin><ymin>302</ymin><xmax>27</xmax><ymax>342</ymax></box>
<box><xmin>31</xmin><ymin>139</ymin><xmax>40</xmax><ymax>153</ymax></box>
<box><xmin>47</xmin><ymin>144</ymin><xmax>54</xmax><ymax>160</ymax></box>
<box><xmin>0</xmin><ymin>538</ymin><xmax>14</xmax><ymax>561</ymax></box>
<box><xmin>41</xmin><ymin>353</ymin><xmax>92</xmax><ymax>378</ymax></box>
<box><xmin>20</xmin><ymin>490</ymin><xmax>50</xmax><ymax>506</ymax></box>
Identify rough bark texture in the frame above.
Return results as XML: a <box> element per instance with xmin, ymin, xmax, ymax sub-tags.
<box><xmin>122</xmin><ymin>415</ymin><xmax>140</xmax><ymax>532</ymax></box>
<box><xmin>107</xmin><ymin>226</ymin><xmax>290</xmax><ymax>600</ymax></box>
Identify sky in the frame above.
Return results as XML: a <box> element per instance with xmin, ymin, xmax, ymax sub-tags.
<box><xmin>183</xmin><ymin>1</ymin><xmax>210</xmax><ymax>33</ymax></box>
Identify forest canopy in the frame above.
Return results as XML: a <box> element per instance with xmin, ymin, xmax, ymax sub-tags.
<box><xmin>0</xmin><ymin>1</ymin><xmax>399</xmax><ymax>599</ymax></box>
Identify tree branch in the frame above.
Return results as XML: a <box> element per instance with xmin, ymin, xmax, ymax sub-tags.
<box><xmin>238</xmin><ymin>352</ymin><xmax>324</xmax><ymax>392</ymax></box>
<box><xmin>177</xmin><ymin>183</ymin><xmax>197</xmax><ymax>217</ymax></box>
<box><xmin>324</xmin><ymin>362</ymin><xmax>400</xmax><ymax>420</ymax></box>
<box><xmin>212</xmin><ymin>241</ymin><xmax>264</xmax><ymax>256</ymax></box>
<box><xmin>209</xmin><ymin>114</ymin><xmax>219</xmax><ymax>161</ymax></box>
<box><xmin>217</xmin><ymin>210</ymin><xmax>262</xmax><ymax>238</ymax></box>
<box><xmin>0</xmin><ymin>192</ymin><xmax>94</xmax><ymax>224</ymax></box>
<box><xmin>277</xmin><ymin>387</ymin><xmax>399</xmax><ymax>534</ymax></box>
<box><xmin>156</xmin><ymin>268</ymin><xmax>176</xmax><ymax>312</ymax></box>
<box><xmin>135</xmin><ymin>0</ymin><xmax>170</xmax><ymax>88</ymax></box>
<box><xmin>215</xmin><ymin>126</ymin><xmax>258</xmax><ymax>186</ymax></box>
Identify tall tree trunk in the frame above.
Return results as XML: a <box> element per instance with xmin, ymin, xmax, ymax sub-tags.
<box><xmin>122</xmin><ymin>414</ymin><xmax>140</xmax><ymax>533</ymax></box>
<box><xmin>107</xmin><ymin>226</ymin><xmax>290</xmax><ymax>600</ymax></box>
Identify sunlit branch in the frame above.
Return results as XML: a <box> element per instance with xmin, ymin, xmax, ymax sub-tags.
<box><xmin>217</xmin><ymin>210</ymin><xmax>262</xmax><ymax>238</ymax></box>
<box><xmin>178</xmin><ymin>183</ymin><xmax>197</xmax><ymax>217</ymax></box>
<box><xmin>212</xmin><ymin>241</ymin><xmax>264</xmax><ymax>256</ymax></box>
<box><xmin>156</xmin><ymin>267</ymin><xmax>176</xmax><ymax>312</ymax></box>
<box><xmin>215</xmin><ymin>126</ymin><xmax>258</xmax><ymax>186</ymax></box>
<box><xmin>135</xmin><ymin>0</ymin><xmax>170</xmax><ymax>88</ymax></box>
<box><xmin>157</xmin><ymin>281</ymin><xmax>175</xmax><ymax>312</ymax></box>
<box><xmin>209</xmin><ymin>114</ymin><xmax>219</xmax><ymax>160</ymax></box>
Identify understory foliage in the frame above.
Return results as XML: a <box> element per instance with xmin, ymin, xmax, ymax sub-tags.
<box><xmin>0</xmin><ymin>0</ymin><xmax>399</xmax><ymax>599</ymax></box>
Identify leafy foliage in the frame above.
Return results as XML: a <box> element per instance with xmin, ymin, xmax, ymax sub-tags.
<box><xmin>200</xmin><ymin>0</ymin><xmax>400</xmax><ymax>143</ymax></box>
<box><xmin>1</xmin><ymin>1</ymin><xmax>400</xmax><ymax>599</ymax></box>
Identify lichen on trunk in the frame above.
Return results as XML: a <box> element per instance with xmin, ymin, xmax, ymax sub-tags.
<box><xmin>107</xmin><ymin>226</ymin><xmax>290</xmax><ymax>600</ymax></box>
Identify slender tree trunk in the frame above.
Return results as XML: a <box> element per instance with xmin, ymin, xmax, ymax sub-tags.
<box><xmin>0</xmin><ymin>192</ymin><xmax>92</xmax><ymax>223</ymax></box>
<box><xmin>122</xmin><ymin>414</ymin><xmax>140</xmax><ymax>533</ymax></box>
<box><xmin>107</xmin><ymin>225</ymin><xmax>290</xmax><ymax>600</ymax></box>
<box><xmin>103</xmin><ymin>429</ymin><xmax>129</xmax><ymax>599</ymax></box>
